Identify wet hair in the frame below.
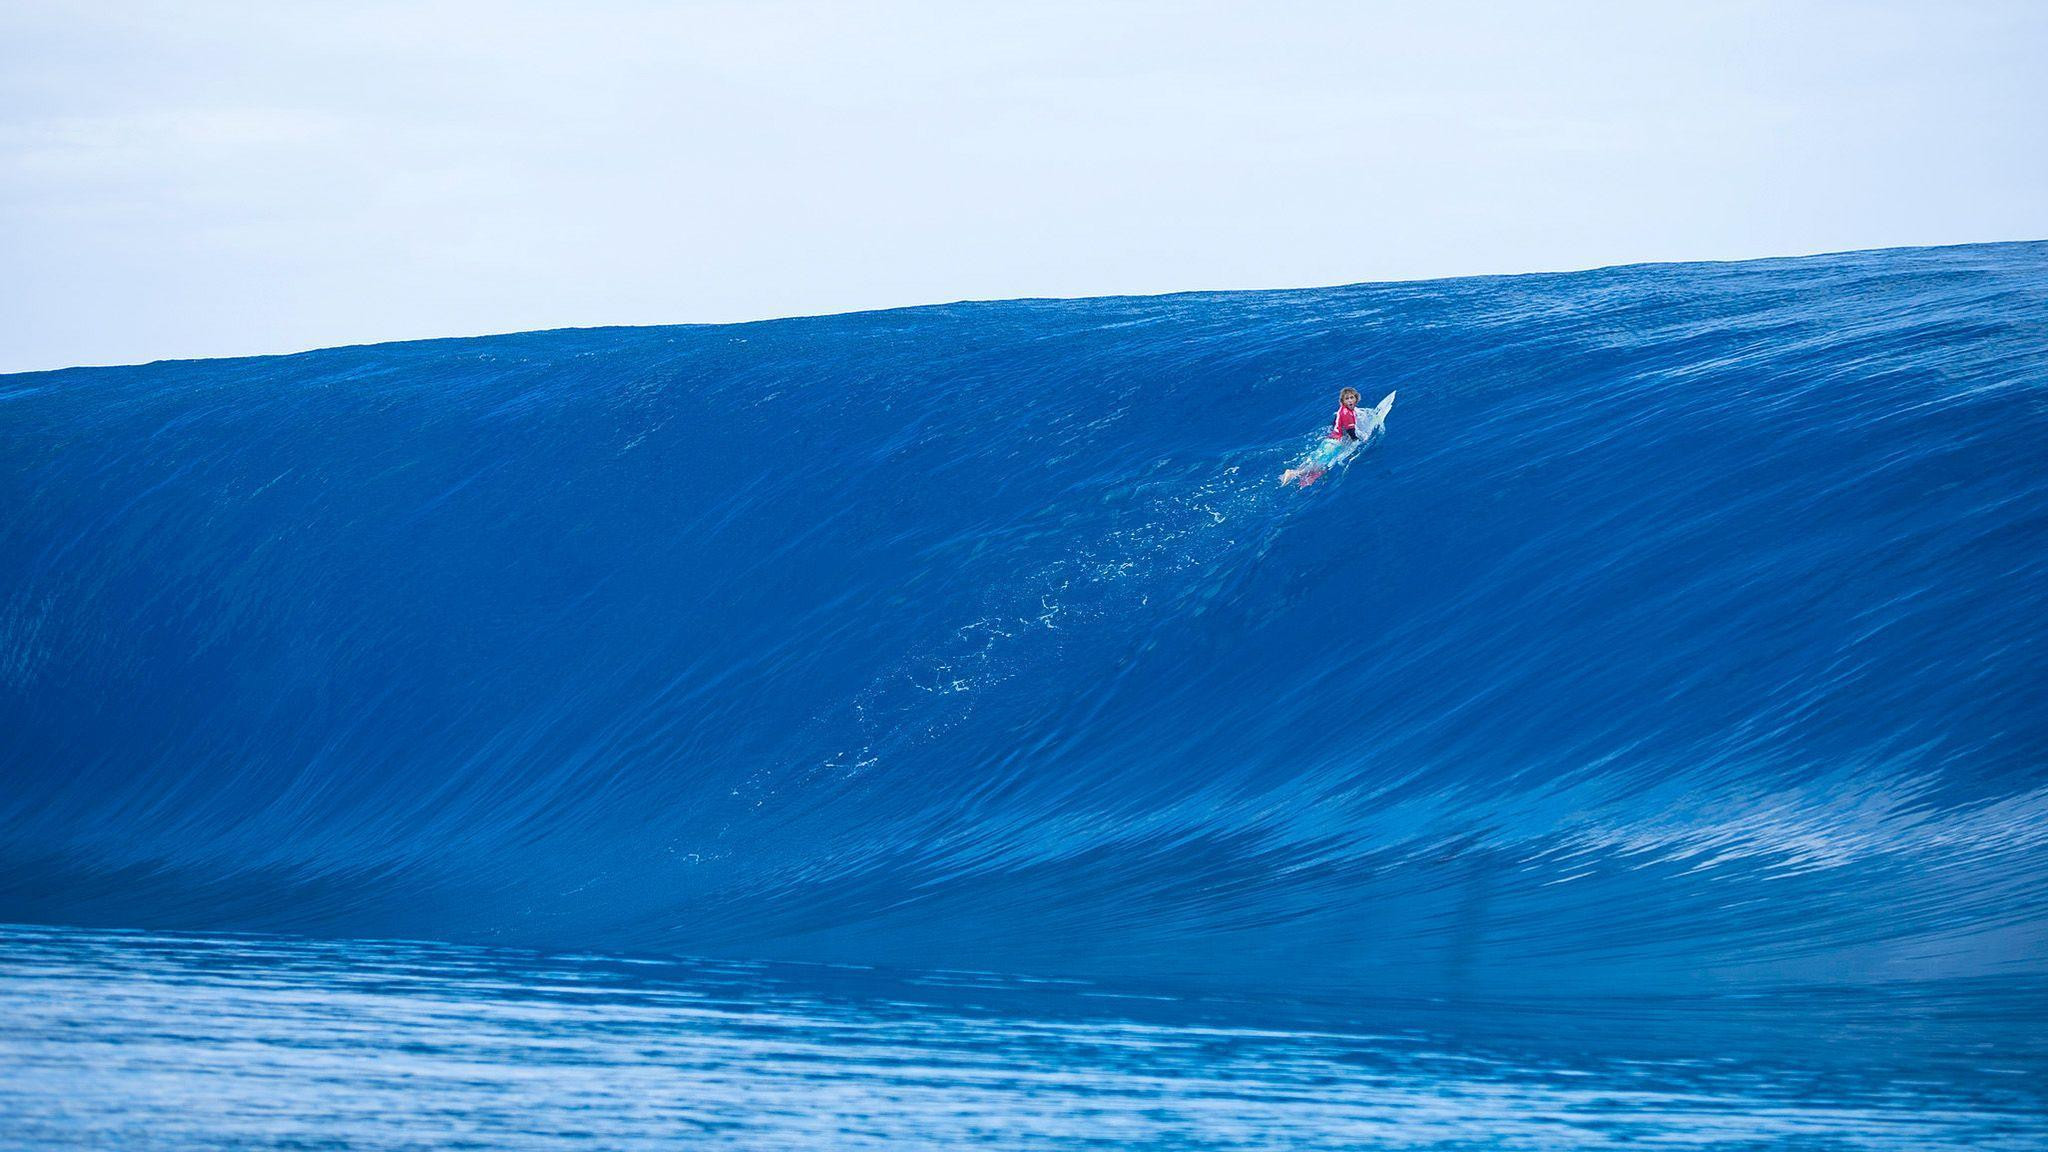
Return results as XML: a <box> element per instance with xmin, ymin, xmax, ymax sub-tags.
<box><xmin>1339</xmin><ymin>387</ymin><xmax>1361</xmax><ymax>405</ymax></box>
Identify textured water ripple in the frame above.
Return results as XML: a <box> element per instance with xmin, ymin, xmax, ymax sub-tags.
<box><xmin>1</xmin><ymin>242</ymin><xmax>2045</xmax><ymax>998</ymax></box>
<box><xmin>3</xmin><ymin>925</ymin><xmax>2044</xmax><ymax>1151</ymax></box>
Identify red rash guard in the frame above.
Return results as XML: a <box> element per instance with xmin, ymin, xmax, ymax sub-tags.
<box><xmin>1329</xmin><ymin>405</ymin><xmax>1359</xmax><ymax>439</ymax></box>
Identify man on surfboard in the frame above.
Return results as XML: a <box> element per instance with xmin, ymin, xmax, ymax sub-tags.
<box><xmin>1281</xmin><ymin>387</ymin><xmax>1372</xmax><ymax>486</ymax></box>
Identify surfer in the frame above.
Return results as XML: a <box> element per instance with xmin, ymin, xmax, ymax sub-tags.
<box><xmin>1280</xmin><ymin>388</ymin><xmax>1367</xmax><ymax>485</ymax></box>
<box><xmin>1327</xmin><ymin>387</ymin><xmax>1366</xmax><ymax>442</ymax></box>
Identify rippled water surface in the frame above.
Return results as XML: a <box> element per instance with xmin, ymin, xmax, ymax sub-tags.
<box><xmin>3</xmin><ymin>925</ymin><xmax>2044</xmax><ymax>1151</ymax></box>
<box><xmin>3</xmin><ymin>242</ymin><xmax>2046</xmax><ymax>1144</ymax></box>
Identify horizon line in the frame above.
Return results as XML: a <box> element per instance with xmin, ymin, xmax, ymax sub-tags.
<box><xmin>7</xmin><ymin>236</ymin><xmax>2041</xmax><ymax>380</ymax></box>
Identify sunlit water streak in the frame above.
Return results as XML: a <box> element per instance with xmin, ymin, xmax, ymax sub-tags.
<box><xmin>3</xmin><ymin>925</ymin><xmax>2043</xmax><ymax>1151</ymax></box>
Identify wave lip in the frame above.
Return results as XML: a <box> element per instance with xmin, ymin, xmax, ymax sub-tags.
<box><xmin>3</xmin><ymin>240</ymin><xmax>2046</xmax><ymax>997</ymax></box>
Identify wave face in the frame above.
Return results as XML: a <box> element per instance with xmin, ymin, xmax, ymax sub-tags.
<box><xmin>4</xmin><ymin>242</ymin><xmax>2046</xmax><ymax>998</ymax></box>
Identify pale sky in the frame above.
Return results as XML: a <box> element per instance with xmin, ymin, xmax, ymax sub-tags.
<box><xmin>2</xmin><ymin>1</ymin><xmax>2044</xmax><ymax>373</ymax></box>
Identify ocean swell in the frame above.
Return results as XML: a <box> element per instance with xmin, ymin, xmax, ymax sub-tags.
<box><xmin>4</xmin><ymin>241</ymin><xmax>2045</xmax><ymax>997</ymax></box>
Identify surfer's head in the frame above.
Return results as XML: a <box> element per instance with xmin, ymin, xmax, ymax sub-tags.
<box><xmin>1339</xmin><ymin>387</ymin><xmax>1360</xmax><ymax>408</ymax></box>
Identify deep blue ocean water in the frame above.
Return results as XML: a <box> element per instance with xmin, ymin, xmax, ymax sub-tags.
<box><xmin>3</xmin><ymin>241</ymin><xmax>2046</xmax><ymax>1146</ymax></box>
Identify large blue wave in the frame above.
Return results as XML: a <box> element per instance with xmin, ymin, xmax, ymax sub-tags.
<box><xmin>4</xmin><ymin>242</ymin><xmax>2045</xmax><ymax>998</ymax></box>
